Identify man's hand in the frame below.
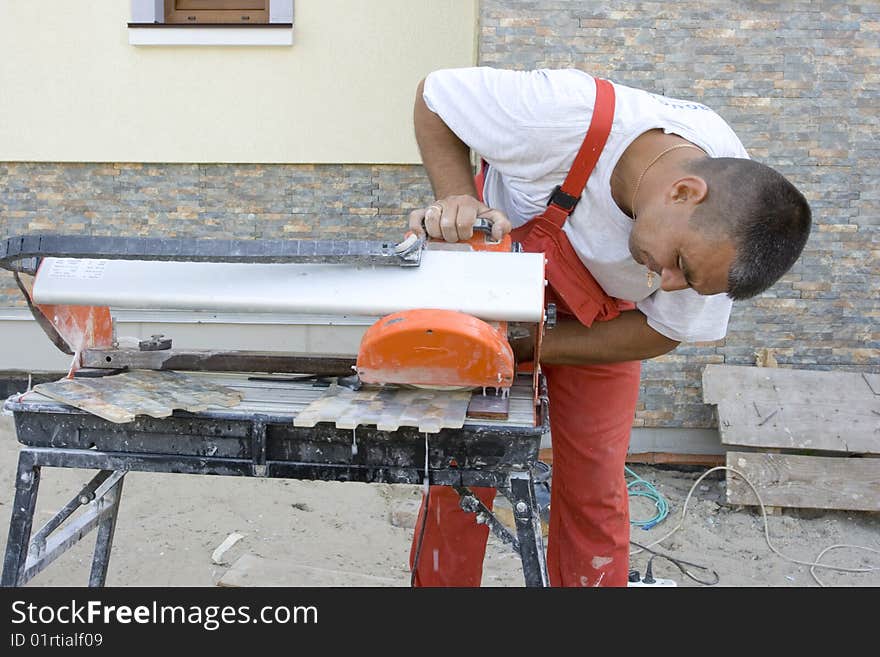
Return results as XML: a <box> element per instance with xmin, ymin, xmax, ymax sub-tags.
<box><xmin>408</xmin><ymin>195</ymin><xmax>512</xmax><ymax>243</ymax></box>
<box><xmin>410</xmin><ymin>79</ymin><xmax>511</xmax><ymax>243</ymax></box>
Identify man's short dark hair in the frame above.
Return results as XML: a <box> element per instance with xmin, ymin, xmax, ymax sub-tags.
<box><xmin>686</xmin><ymin>157</ymin><xmax>812</xmax><ymax>300</ymax></box>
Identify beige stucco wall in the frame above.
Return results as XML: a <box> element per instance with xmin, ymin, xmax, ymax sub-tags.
<box><xmin>0</xmin><ymin>0</ymin><xmax>478</xmax><ymax>164</ymax></box>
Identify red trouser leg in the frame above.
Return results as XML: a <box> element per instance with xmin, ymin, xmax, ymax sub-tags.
<box><xmin>409</xmin><ymin>485</ymin><xmax>496</xmax><ymax>587</ymax></box>
<box><xmin>408</xmin><ymin>361</ymin><xmax>639</xmax><ymax>587</ymax></box>
<box><xmin>542</xmin><ymin>359</ymin><xmax>641</xmax><ymax>587</ymax></box>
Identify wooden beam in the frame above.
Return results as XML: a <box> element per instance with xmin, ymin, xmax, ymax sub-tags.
<box><xmin>702</xmin><ymin>364</ymin><xmax>880</xmax><ymax>406</ymax></box>
<box><xmin>538</xmin><ymin>448</ymin><xmax>725</xmax><ymax>468</ymax></box>
<box><xmin>725</xmin><ymin>451</ymin><xmax>880</xmax><ymax>511</ymax></box>
<box><xmin>715</xmin><ymin>398</ymin><xmax>880</xmax><ymax>454</ymax></box>
<box><xmin>625</xmin><ymin>452</ymin><xmax>725</xmax><ymax>467</ymax></box>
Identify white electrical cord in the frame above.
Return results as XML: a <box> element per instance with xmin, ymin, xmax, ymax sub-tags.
<box><xmin>630</xmin><ymin>465</ymin><xmax>879</xmax><ymax>586</ymax></box>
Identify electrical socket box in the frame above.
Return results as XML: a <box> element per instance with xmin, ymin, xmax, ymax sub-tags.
<box><xmin>627</xmin><ymin>577</ymin><xmax>677</xmax><ymax>587</ymax></box>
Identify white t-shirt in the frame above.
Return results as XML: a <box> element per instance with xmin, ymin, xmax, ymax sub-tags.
<box><xmin>423</xmin><ymin>67</ymin><xmax>749</xmax><ymax>342</ymax></box>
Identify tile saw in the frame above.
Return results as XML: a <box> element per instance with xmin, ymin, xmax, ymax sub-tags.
<box><xmin>0</xmin><ymin>227</ymin><xmax>552</xmax><ymax>427</ymax></box>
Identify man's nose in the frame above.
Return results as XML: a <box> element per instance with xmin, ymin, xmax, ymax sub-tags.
<box><xmin>660</xmin><ymin>268</ymin><xmax>688</xmax><ymax>292</ymax></box>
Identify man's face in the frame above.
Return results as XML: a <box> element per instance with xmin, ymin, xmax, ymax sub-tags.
<box><xmin>628</xmin><ymin>205</ymin><xmax>735</xmax><ymax>297</ymax></box>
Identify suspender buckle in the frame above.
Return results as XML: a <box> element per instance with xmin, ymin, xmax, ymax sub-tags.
<box><xmin>548</xmin><ymin>185</ymin><xmax>580</xmax><ymax>212</ymax></box>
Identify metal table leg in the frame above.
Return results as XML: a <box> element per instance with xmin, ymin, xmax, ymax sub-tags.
<box><xmin>507</xmin><ymin>471</ymin><xmax>548</xmax><ymax>587</ymax></box>
<box><xmin>1</xmin><ymin>450</ymin><xmax>41</xmax><ymax>587</ymax></box>
<box><xmin>1</xmin><ymin>447</ymin><xmax>128</xmax><ymax>587</ymax></box>
<box><xmin>89</xmin><ymin>475</ymin><xmax>125</xmax><ymax>587</ymax></box>
<box><xmin>455</xmin><ymin>470</ymin><xmax>549</xmax><ymax>587</ymax></box>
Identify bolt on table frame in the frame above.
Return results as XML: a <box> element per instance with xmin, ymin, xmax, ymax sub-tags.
<box><xmin>1</xmin><ymin>373</ymin><xmax>549</xmax><ymax>587</ymax></box>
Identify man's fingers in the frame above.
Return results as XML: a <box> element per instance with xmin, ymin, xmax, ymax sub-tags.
<box><xmin>477</xmin><ymin>208</ymin><xmax>512</xmax><ymax>241</ymax></box>
<box><xmin>407</xmin><ymin>208</ymin><xmax>428</xmax><ymax>238</ymax></box>
<box><xmin>424</xmin><ymin>203</ymin><xmax>444</xmax><ymax>239</ymax></box>
<box><xmin>455</xmin><ymin>203</ymin><xmax>478</xmax><ymax>241</ymax></box>
<box><xmin>440</xmin><ymin>218</ymin><xmax>456</xmax><ymax>242</ymax></box>
<box><xmin>414</xmin><ymin>197</ymin><xmax>510</xmax><ymax>243</ymax></box>
<box><xmin>438</xmin><ymin>202</ymin><xmax>462</xmax><ymax>243</ymax></box>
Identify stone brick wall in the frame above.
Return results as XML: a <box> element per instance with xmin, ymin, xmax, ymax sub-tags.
<box><xmin>479</xmin><ymin>0</ymin><xmax>879</xmax><ymax>427</ymax></box>
<box><xmin>0</xmin><ymin>163</ymin><xmax>431</xmax><ymax>304</ymax></box>
<box><xmin>1</xmin><ymin>1</ymin><xmax>877</xmax><ymax>428</ymax></box>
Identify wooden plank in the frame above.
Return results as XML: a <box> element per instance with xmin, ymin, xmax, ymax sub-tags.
<box><xmin>716</xmin><ymin>398</ymin><xmax>880</xmax><ymax>454</ymax></box>
<box><xmin>725</xmin><ymin>451</ymin><xmax>880</xmax><ymax>511</ymax></box>
<box><xmin>624</xmin><ymin>452</ymin><xmax>725</xmax><ymax>467</ymax></box>
<box><xmin>702</xmin><ymin>364</ymin><xmax>879</xmax><ymax>405</ymax></box>
<box><xmin>539</xmin><ymin>447</ymin><xmax>725</xmax><ymax>467</ymax></box>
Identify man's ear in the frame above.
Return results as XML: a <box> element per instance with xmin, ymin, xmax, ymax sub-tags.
<box><xmin>669</xmin><ymin>176</ymin><xmax>708</xmax><ymax>205</ymax></box>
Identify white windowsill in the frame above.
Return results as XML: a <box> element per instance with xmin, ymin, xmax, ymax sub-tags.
<box><xmin>128</xmin><ymin>24</ymin><xmax>293</xmax><ymax>47</ymax></box>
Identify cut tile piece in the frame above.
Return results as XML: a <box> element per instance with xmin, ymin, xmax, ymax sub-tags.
<box><xmin>293</xmin><ymin>384</ymin><xmax>472</xmax><ymax>433</ymax></box>
<box><xmin>31</xmin><ymin>369</ymin><xmax>243</xmax><ymax>423</ymax></box>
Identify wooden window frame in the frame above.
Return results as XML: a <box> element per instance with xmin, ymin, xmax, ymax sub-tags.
<box><xmin>164</xmin><ymin>0</ymin><xmax>270</xmax><ymax>25</ymax></box>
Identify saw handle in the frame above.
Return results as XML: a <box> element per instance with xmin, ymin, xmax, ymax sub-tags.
<box><xmin>419</xmin><ymin>215</ymin><xmax>494</xmax><ymax>239</ymax></box>
<box><xmin>471</xmin><ymin>217</ymin><xmax>494</xmax><ymax>235</ymax></box>
<box><xmin>420</xmin><ymin>215</ymin><xmax>510</xmax><ymax>252</ymax></box>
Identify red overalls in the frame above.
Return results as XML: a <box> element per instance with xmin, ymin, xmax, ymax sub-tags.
<box><xmin>409</xmin><ymin>79</ymin><xmax>641</xmax><ymax>587</ymax></box>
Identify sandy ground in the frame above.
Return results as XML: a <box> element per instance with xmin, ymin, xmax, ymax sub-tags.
<box><xmin>0</xmin><ymin>414</ymin><xmax>877</xmax><ymax>588</ymax></box>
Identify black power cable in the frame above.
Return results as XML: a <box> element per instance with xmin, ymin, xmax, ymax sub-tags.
<box><xmin>630</xmin><ymin>539</ymin><xmax>720</xmax><ymax>586</ymax></box>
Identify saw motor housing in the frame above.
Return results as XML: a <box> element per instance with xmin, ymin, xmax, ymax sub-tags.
<box><xmin>356</xmin><ymin>228</ymin><xmax>544</xmax><ymax>394</ymax></box>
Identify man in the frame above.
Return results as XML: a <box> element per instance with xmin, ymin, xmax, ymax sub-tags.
<box><xmin>406</xmin><ymin>67</ymin><xmax>812</xmax><ymax>587</ymax></box>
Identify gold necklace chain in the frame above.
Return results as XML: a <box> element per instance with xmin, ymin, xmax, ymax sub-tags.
<box><xmin>629</xmin><ymin>144</ymin><xmax>705</xmax><ymax>220</ymax></box>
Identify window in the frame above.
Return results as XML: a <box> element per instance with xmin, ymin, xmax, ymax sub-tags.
<box><xmin>164</xmin><ymin>0</ymin><xmax>269</xmax><ymax>25</ymax></box>
<box><xmin>129</xmin><ymin>0</ymin><xmax>293</xmax><ymax>46</ymax></box>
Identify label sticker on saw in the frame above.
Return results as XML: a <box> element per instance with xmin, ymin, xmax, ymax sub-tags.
<box><xmin>46</xmin><ymin>258</ymin><xmax>108</xmax><ymax>280</ymax></box>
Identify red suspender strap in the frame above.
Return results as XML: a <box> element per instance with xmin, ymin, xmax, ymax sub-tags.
<box><xmin>545</xmin><ymin>77</ymin><xmax>616</xmax><ymax>225</ymax></box>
